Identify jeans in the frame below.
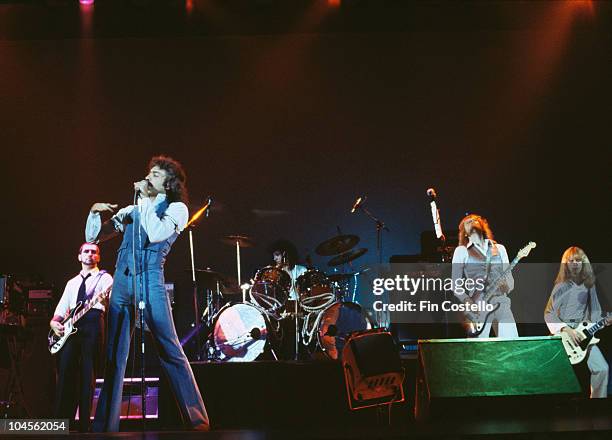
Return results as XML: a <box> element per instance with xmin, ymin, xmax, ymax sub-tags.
<box><xmin>92</xmin><ymin>268</ymin><xmax>209</xmax><ymax>432</ymax></box>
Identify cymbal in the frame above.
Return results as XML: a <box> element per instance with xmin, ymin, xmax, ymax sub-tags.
<box><xmin>221</xmin><ymin>234</ymin><xmax>255</xmax><ymax>248</ymax></box>
<box><xmin>315</xmin><ymin>234</ymin><xmax>359</xmax><ymax>256</ymax></box>
<box><xmin>327</xmin><ymin>248</ymin><xmax>368</xmax><ymax>267</ymax></box>
<box><xmin>185</xmin><ymin>268</ymin><xmax>227</xmax><ymax>279</ymax></box>
<box><xmin>327</xmin><ymin>273</ymin><xmax>356</xmax><ymax>282</ymax></box>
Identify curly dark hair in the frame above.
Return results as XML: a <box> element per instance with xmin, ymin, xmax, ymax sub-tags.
<box><xmin>148</xmin><ymin>155</ymin><xmax>189</xmax><ymax>204</ymax></box>
<box><xmin>267</xmin><ymin>239</ymin><xmax>299</xmax><ymax>268</ymax></box>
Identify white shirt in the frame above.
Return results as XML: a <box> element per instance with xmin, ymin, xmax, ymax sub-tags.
<box><xmin>544</xmin><ymin>281</ymin><xmax>603</xmax><ymax>334</ymax></box>
<box><xmin>53</xmin><ymin>268</ymin><xmax>114</xmax><ymax>318</ymax></box>
<box><xmin>452</xmin><ymin>238</ymin><xmax>511</xmax><ymax>264</ymax></box>
<box><xmin>86</xmin><ymin>194</ymin><xmax>189</xmax><ymax>244</ymax></box>
<box><xmin>285</xmin><ymin>264</ymin><xmax>308</xmax><ymax>300</ymax></box>
<box><xmin>451</xmin><ymin>239</ymin><xmax>514</xmax><ymax>301</ymax></box>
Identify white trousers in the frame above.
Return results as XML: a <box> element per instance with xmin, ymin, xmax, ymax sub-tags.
<box><xmin>587</xmin><ymin>345</ymin><xmax>609</xmax><ymax>398</ymax></box>
<box><xmin>475</xmin><ymin>297</ymin><xmax>518</xmax><ymax>338</ymax></box>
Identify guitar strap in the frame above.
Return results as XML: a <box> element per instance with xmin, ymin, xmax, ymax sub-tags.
<box><xmin>584</xmin><ymin>285</ymin><xmax>592</xmax><ymax>322</ymax></box>
<box><xmin>84</xmin><ymin>270</ymin><xmax>107</xmax><ymax>301</ymax></box>
<box><xmin>484</xmin><ymin>241</ymin><xmax>498</xmax><ymax>285</ymax></box>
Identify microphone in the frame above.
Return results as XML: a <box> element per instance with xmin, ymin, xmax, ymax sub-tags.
<box><xmin>134</xmin><ymin>179</ymin><xmax>150</xmax><ymax>198</ymax></box>
<box><xmin>427</xmin><ymin>188</ymin><xmax>444</xmax><ymax>240</ymax></box>
<box><xmin>206</xmin><ymin>196</ymin><xmax>212</xmax><ymax>218</ymax></box>
<box><xmin>350</xmin><ymin>196</ymin><xmax>365</xmax><ymax>213</ymax></box>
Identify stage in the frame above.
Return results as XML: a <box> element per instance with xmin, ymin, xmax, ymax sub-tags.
<box><xmin>1</xmin><ymin>1</ymin><xmax>612</xmax><ymax>438</ymax></box>
<box><xmin>30</xmin><ymin>396</ymin><xmax>612</xmax><ymax>439</ymax></box>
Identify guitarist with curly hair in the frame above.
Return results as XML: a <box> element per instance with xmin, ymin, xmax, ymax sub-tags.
<box><xmin>451</xmin><ymin>214</ymin><xmax>519</xmax><ymax>338</ymax></box>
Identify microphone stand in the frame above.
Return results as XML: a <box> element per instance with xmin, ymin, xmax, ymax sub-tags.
<box><xmin>427</xmin><ymin>190</ymin><xmax>450</xmax><ymax>337</ymax></box>
<box><xmin>186</xmin><ymin>198</ymin><xmax>212</xmax><ymax>361</ymax></box>
<box><xmin>356</xmin><ymin>205</ymin><xmax>390</xmax><ymax>264</ymax></box>
<box><xmin>132</xmin><ymin>190</ymin><xmax>147</xmax><ymax>431</ymax></box>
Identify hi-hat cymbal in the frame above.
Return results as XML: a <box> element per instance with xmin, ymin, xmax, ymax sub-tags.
<box><xmin>327</xmin><ymin>248</ymin><xmax>368</xmax><ymax>267</ymax></box>
<box><xmin>315</xmin><ymin>234</ymin><xmax>359</xmax><ymax>256</ymax></box>
<box><xmin>221</xmin><ymin>234</ymin><xmax>255</xmax><ymax>248</ymax></box>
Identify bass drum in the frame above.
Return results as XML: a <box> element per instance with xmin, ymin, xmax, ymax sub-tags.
<box><xmin>317</xmin><ymin>302</ymin><xmax>373</xmax><ymax>360</ymax></box>
<box><xmin>211</xmin><ymin>302</ymin><xmax>280</xmax><ymax>362</ymax></box>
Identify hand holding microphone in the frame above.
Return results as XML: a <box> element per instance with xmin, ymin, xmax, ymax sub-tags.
<box><xmin>134</xmin><ymin>179</ymin><xmax>150</xmax><ymax>197</ymax></box>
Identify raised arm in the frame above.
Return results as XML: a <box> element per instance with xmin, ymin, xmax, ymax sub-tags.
<box><xmin>139</xmin><ymin>195</ymin><xmax>188</xmax><ymax>243</ymax></box>
<box><xmin>85</xmin><ymin>202</ymin><xmax>131</xmax><ymax>243</ymax></box>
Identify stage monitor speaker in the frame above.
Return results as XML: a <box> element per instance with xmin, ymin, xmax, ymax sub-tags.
<box><xmin>78</xmin><ymin>377</ymin><xmax>159</xmax><ymax>422</ymax></box>
<box><xmin>342</xmin><ymin>330</ymin><xmax>405</xmax><ymax>410</ymax></box>
<box><xmin>415</xmin><ymin>336</ymin><xmax>581</xmax><ymax>420</ymax></box>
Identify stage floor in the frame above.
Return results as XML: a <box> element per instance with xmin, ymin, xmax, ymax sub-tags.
<box><xmin>24</xmin><ymin>404</ymin><xmax>612</xmax><ymax>440</ymax></box>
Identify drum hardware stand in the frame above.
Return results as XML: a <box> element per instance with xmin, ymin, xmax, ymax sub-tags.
<box><xmin>186</xmin><ymin>197</ymin><xmax>212</xmax><ymax>361</ymax></box>
<box><xmin>286</xmin><ymin>261</ymin><xmax>300</xmax><ymax>361</ymax></box>
<box><xmin>293</xmin><ymin>297</ymin><xmax>300</xmax><ymax>360</ymax></box>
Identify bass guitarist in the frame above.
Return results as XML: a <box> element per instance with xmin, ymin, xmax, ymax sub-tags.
<box><xmin>451</xmin><ymin>214</ymin><xmax>519</xmax><ymax>338</ymax></box>
<box><xmin>544</xmin><ymin>246</ymin><xmax>611</xmax><ymax>398</ymax></box>
<box><xmin>50</xmin><ymin>242</ymin><xmax>113</xmax><ymax>431</ymax></box>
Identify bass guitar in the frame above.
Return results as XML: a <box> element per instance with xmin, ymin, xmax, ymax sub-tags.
<box><xmin>465</xmin><ymin>242</ymin><xmax>536</xmax><ymax>336</ymax></box>
<box><xmin>561</xmin><ymin>313</ymin><xmax>611</xmax><ymax>365</ymax></box>
<box><xmin>47</xmin><ymin>284</ymin><xmax>112</xmax><ymax>354</ymax></box>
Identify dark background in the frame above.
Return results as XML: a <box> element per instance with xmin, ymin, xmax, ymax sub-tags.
<box><xmin>0</xmin><ymin>0</ymin><xmax>610</xmax><ymax>302</ymax></box>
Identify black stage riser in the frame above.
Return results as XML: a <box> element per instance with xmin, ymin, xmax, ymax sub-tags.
<box><xmin>159</xmin><ymin>360</ymin><xmax>417</xmax><ymax>430</ymax></box>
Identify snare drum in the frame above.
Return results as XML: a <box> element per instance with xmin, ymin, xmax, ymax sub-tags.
<box><xmin>317</xmin><ymin>302</ymin><xmax>373</xmax><ymax>360</ymax></box>
<box><xmin>250</xmin><ymin>266</ymin><xmax>291</xmax><ymax>312</ymax></box>
<box><xmin>297</xmin><ymin>269</ymin><xmax>334</xmax><ymax>311</ymax></box>
<box><xmin>211</xmin><ymin>302</ymin><xmax>280</xmax><ymax>362</ymax></box>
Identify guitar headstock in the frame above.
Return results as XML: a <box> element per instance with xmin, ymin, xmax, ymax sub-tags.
<box><xmin>517</xmin><ymin>242</ymin><xmax>536</xmax><ymax>259</ymax></box>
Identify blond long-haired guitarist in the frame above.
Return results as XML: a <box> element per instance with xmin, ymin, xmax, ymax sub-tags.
<box><xmin>544</xmin><ymin>246</ymin><xmax>611</xmax><ymax>398</ymax></box>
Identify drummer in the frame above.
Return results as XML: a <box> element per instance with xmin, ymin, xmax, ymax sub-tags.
<box><xmin>268</xmin><ymin>239</ymin><xmax>308</xmax><ymax>300</ymax></box>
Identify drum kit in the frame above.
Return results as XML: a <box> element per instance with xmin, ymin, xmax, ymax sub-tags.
<box><xmin>202</xmin><ymin>233</ymin><xmax>375</xmax><ymax>362</ymax></box>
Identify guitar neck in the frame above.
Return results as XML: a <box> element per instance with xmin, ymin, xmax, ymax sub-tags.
<box><xmin>71</xmin><ymin>289</ymin><xmax>108</xmax><ymax>324</ymax></box>
<box><xmin>72</xmin><ymin>300</ymin><xmax>97</xmax><ymax>324</ymax></box>
<box><xmin>487</xmin><ymin>254</ymin><xmax>522</xmax><ymax>294</ymax></box>
<box><xmin>586</xmin><ymin>316</ymin><xmax>610</xmax><ymax>337</ymax></box>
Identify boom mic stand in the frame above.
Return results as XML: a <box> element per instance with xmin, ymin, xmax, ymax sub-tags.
<box><xmin>353</xmin><ymin>199</ymin><xmax>390</xmax><ymax>264</ymax></box>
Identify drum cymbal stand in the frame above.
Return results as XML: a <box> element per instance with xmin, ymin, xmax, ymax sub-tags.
<box><xmin>186</xmin><ymin>197</ymin><xmax>212</xmax><ymax>360</ymax></box>
<box><xmin>288</xmin><ymin>271</ymin><xmax>300</xmax><ymax>361</ymax></box>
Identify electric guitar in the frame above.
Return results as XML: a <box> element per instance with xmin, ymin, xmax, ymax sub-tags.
<box><xmin>465</xmin><ymin>242</ymin><xmax>536</xmax><ymax>336</ymax></box>
<box><xmin>47</xmin><ymin>284</ymin><xmax>112</xmax><ymax>354</ymax></box>
<box><xmin>561</xmin><ymin>313</ymin><xmax>612</xmax><ymax>365</ymax></box>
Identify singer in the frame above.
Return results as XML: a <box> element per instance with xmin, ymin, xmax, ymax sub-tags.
<box><xmin>85</xmin><ymin>156</ymin><xmax>209</xmax><ymax>432</ymax></box>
